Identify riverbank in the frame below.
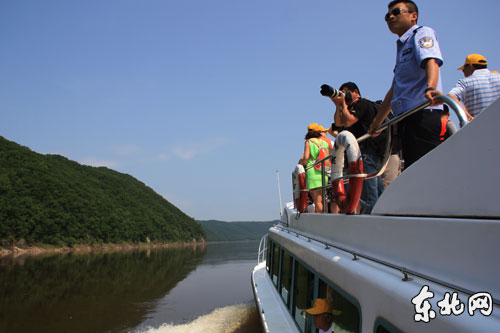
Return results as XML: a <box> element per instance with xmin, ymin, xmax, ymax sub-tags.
<box><xmin>0</xmin><ymin>240</ymin><xmax>206</xmax><ymax>258</ymax></box>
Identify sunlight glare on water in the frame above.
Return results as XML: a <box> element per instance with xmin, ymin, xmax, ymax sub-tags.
<box><xmin>137</xmin><ymin>303</ymin><xmax>261</xmax><ymax>333</ymax></box>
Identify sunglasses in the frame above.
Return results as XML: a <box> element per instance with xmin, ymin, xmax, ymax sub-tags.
<box><xmin>384</xmin><ymin>7</ymin><xmax>411</xmax><ymax>22</ymax></box>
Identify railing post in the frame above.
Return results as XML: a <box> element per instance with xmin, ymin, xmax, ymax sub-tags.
<box><xmin>321</xmin><ymin>161</ymin><xmax>326</xmax><ymax>213</ymax></box>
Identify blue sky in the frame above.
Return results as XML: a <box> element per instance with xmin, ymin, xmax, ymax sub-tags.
<box><xmin>2</xmin><ymin>0</ymin><xmax>499</xmax><ymax>221</ymax></box>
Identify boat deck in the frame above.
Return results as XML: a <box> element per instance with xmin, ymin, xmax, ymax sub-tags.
<box><xmin>252</xmin><ymin>262</ymin><xmax>299</xmax><ymax>333</ymax></box>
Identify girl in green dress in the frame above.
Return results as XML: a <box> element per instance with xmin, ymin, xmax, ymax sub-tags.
<box><xmin>299</xmin><ymin>128</ymin><xmax>330</xmax><ymax>213</ymax></box>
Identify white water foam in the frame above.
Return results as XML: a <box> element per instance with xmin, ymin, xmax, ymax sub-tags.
<box><xmin>138</xmin><ymin>303</ymin><xmax>260</xmax><ymax>333</ymax></box>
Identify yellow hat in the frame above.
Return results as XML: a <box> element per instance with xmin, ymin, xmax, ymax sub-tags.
<box><xmin>458</xmin><ymin>54</ymin><xmax>487</xmax><ymax>70</ymax></box>
<box><xmin>492</xmin><ymin>70</ymin><xmax>499</xmax><ymax>74</ymax></box>
<box><xmin>308</xmin><ymin>123</ymin><xmax>319</xmax><ymax>131</ymax></box>
<box><xmin>305</xmin><ymin>298</ymin><xmax>332</xmax><ymax>315</ymax></box>
<box><xmin>308</xmin><ymin>123</ymin><xmax>329</xmax><ymax>132</ymax></box>
<box><xmin>304</xmin><ymin>298</ymin><xmax>342</xmax><ymax>316</ymax></box>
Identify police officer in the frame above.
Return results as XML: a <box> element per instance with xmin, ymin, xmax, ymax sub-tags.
<box><xmin>369</xmin><ymin>0</ymin><xmax>444</xmax><ymax>169</ymax></box>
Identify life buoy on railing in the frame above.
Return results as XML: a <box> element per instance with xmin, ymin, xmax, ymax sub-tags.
<box><xmin>331</xmin><ymin>131</ymin><xmax>364</xmax><ymax>214</ymax></box>
<box><xmin>293</xmin><ymin>164</ymin><xmax>308</xmax><ymax>213</ymax></box>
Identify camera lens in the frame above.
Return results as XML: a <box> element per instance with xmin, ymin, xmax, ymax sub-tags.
<box><xmin>320</xmin><ymin>84</ymin><xmax>335</xmax><ymax>97</ymax></box>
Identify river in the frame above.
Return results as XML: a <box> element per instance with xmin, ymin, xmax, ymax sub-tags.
<box><xmin>0</xmin><ymin>241</ymin><xmax>262</xmax><ymax>333</ymax></box>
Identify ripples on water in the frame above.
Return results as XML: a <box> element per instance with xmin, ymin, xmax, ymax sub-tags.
<box><xmin>132</xmin><ymin>241</ymin><xmax>262</xmax><ymax>332</ymax></box>
<box><xmin>137</xmin><ymin>303</ymin><xmax>261</xmax><ymax>333</ymax></box>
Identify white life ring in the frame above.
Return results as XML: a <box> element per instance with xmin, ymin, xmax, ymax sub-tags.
<box><xmin>331</xmin><ymin>131</ymin><xmax>365</xmax><ymax>214</ymax></box>
<box><xmin>293</xmin><ymin>164</ymin><xmax>308</xmax><ymax>213</ymax></box>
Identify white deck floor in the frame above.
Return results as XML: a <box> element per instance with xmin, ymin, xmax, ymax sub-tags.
<box><xmin>251</xmin><ymin>262</ymin><xmax>299</xmax><ymax>333</ymax></box>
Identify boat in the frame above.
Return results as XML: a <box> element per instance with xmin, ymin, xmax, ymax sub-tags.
<box><xmin>251</xmin><ymin>96</ymin><xmax>500</xmax><ymax>332</ymax></box>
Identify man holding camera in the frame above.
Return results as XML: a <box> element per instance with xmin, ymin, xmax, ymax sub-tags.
<box><xmin>369</xmin><ymin>0</ymin><xmax>443</xmax><ymax>169</ymax></box>
<box><xmin>328</xmin><ymin>82</ymin><xmax>384</xmax><ymax>214</ymax></box>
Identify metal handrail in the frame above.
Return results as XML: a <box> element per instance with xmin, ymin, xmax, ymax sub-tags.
<box><xmin>357</xmin><ymin>94</ymin><xmax>468</xmax><ymax>143</ymax></box>
<box><xmin>299</xmin><ymin>96</ymin><xmax>469</xmax><ymax>213</ymax></box>
<box><xmin>354</xmin><ymin>95</ymin><xmax>469</xmax><ymax>179</ymax></box>
<box><xmin>257</xmin><ymin>233</ymin><xmax>269</xmax><ymax>264</ymax></box>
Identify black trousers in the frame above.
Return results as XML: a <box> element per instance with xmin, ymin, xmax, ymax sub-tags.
<box><xmin>398</xmin><ymin>109</ymin><xmax>443</xmax><ymax>169</ymax></box>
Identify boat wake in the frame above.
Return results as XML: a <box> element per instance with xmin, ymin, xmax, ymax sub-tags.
<box><xmin>137</xmin><ymin>303</ymin><xmax>261</xmax><ymax>333</ymax></box>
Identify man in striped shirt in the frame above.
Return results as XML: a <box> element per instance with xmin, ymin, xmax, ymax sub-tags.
<box><xmin>448</xmin><ymin>54</ymin><xmax>500</xmax><ymax>119</ymax></box>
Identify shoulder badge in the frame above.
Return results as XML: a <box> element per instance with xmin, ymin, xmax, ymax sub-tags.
<box><xmin>418</xmin><ymin>37</ymin><xmax>434</xmax><ymax>48</ymax></box>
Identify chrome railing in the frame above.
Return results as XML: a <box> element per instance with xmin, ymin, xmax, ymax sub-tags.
<box><xmin>301</xmin><ymin>95</ymin><xmax>469</xmax><ymax>213</ymax></box>
<box><xmin>357</xmin><ymin>94</ymin><xmax>468</xmax><ymax>143</ymax></box>
<box><xmin>257</xmin><ymin>233</ymin><xmax>269</xmax><ymax>264</ymax></box>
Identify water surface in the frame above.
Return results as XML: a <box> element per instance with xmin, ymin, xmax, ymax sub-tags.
<box><xmin>134</xmin><ymin>241</ymin><xmax>259</xmax><ymax>330</ymax></box>
<box><xmin>0</xmin><ymin>241</ymin><xmax>261</xmax><ymax>332</ymax></box>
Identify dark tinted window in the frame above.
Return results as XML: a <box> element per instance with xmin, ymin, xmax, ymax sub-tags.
<box><xmin>293</xmin><ymin>261</ymin><xmax>314</xmax><ymax>333</ymax></box>
<box><xmin>272</xmin><ymin>242</ymin><xmax>280</xmax><ymax>286</ymax></box>
<box><xmin>318</xmin><ymin>278</ymin><xmax>360</xmax><ymax>332</ymax></box>
<box><xmin>374</xmin><ymin>318</ymin><xmax>402</xmax><ymax>333</ymax></box>
<box><xmin>266</xmin><ymin>238</ymin><xmax>272</xmax><ymax>273</ymax></box>
<box><xmin>280</xmin><ymin>250</ymin><xmax>293</xmax><ymax>306</ymax></box>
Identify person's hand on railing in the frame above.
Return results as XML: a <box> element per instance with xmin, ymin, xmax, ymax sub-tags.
<box><xmin>445</xmin><ymin>94</ymin><xmax>474</xmax><ymax>121</ymax></box>
<box><xmin>426</xmin><ymin>89</ymin><xmax>445</xmax><ymax>107</ymax></box>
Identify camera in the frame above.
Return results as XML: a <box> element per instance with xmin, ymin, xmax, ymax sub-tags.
<box><xmin>320</xmin><ymin>84</ymin><xmax>352</xmax><ymax>104</ymax></box>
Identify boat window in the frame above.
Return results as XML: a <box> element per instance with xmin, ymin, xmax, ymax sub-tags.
<box><xmin>280</xmin><ymin>250</ymin><xmax>293</xmax><ymax>307</ymax></box>
<box><xmin>266</xmin><ymin>238</ymin><xmax>272</xmax><ymax>273</ymax></box>
<box><xmin>292</xmin><ymin>260</ymin><xmax>314</xmax><ymax>333</ymax></box>
<box><xmin>374</xmin><ymin>318</ymin><xmax>402</xmax><ymax>333</ymax></box>
<box><xmin>318</xmin><ymin>278</ymin><xmax>360</xmax><ymax>333</ymax></box>
<box><xmin>272</xmin><ymin>241</ymin><xmax>280</xmax><ymax>286</ymax></box>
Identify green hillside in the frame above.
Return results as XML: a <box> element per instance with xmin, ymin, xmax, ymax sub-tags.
<box><xmin>0</xmin><ymin>136</ymin><xmax>205</xmax><ymax>246</ymax></box>
<box><xmin>198</xmin><ymin>220</ymin><xmax>276</xmax><ymax>242</ymax></box>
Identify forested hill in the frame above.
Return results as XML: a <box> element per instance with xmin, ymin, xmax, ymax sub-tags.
<box><xmin>198</xmin><ymin>220</ymin><xmax>276</xmax><ymax>242</ymax></box>
<box><xmin>0</xmin><ymin>136</ymin><xmax>205</xmax><ymax>246</ymax></box>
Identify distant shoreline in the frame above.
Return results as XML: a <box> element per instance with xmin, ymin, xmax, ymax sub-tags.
<box><xmin>205</xmin><ymin>239</ymin><xmax>261</xmax><ymax>244</ymax></box>
<box><xmin>0</xmin><ymin>240</ymin><xmax>207</xmax><ymax>258</ymax></box>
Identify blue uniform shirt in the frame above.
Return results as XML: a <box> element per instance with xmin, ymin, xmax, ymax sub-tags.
<box><xmin>391</xmin><ymin>25</ymin><xmax>443</xmax><ymax>116</ymax></box>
